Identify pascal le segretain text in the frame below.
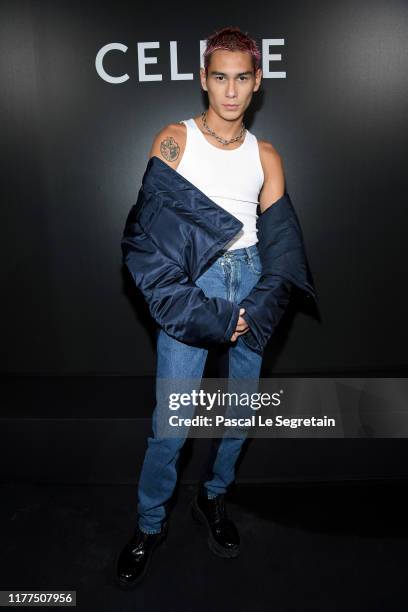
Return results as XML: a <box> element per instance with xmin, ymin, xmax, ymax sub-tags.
<box><xmin>168</xmin><ymin>415</ymin><xmax>336</xmax><ymax>429</ymax></box>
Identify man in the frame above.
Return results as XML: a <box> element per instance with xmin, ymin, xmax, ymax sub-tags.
<box><xmin>116</xmin><ymin>26</ymin><xmax>316</xmax><ymax>587</ymax></box>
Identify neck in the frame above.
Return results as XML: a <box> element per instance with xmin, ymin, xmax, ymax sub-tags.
<box><xmin>203</xmin><ymin>107</ymin><xmax>244</xmax><ymax>140</ymax></box>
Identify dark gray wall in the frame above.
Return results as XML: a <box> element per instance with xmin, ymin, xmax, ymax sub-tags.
<box><xmin>2</xmin><ymin>0</ymin><xmax>408</xmax><ymax>485</ymax></box>
<box><xmin>2</xmin><ymin>0</ymin><xmax>408</xmax><ymax>376</ymax></box>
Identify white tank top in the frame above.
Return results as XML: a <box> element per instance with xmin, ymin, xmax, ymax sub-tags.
<box><xmin>176</xmin><ymin>118</ymin><xmax>264</xmax><ymax>250</ymax></box>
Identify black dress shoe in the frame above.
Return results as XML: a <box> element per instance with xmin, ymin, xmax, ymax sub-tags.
<box><xmin>191</xmin><ymin>491</ymin><xmax>240</xmax><ymax>558</ymax></box>
<box><xmin>115</xmin><ymin>521</ymin><xmax>168</xmax><ymax>588</ymax></box>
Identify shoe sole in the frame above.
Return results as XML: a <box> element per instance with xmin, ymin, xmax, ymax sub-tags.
<box><xmin>191</xmin><ymin>497</ymin><xmax>240</xmax><ymax>559</ymax></box>
<box><xmin>114</xmin><ymin>525</ymin><xmax>167</xmax><ymax>589</ymax></box>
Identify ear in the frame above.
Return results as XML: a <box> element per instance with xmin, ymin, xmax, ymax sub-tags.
<box><xmin>199</xmin><ymin>67</ymin><xmax>208</xmax><ymax>92</ymax></box>
<box><xmin>253</xmin><ymin>68</ymin><xmax>262</xmax><ymax>92</ymax></box>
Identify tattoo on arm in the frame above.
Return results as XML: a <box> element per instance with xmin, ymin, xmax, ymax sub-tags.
<box><xmin>160</xmin><ymin>136</ymin><xmax>180</xmax><ymax>162</ymax></box>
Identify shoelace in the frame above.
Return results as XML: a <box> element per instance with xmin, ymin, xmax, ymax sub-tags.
<box><xmin>207</xmin><ymin>494</ymin><xmax>227</xmax><ymax>524</ymax></box>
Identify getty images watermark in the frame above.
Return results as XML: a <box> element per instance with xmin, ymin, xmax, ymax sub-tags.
<box><xmin>167</xmin><ymin>386</ymin><xmax>335</xmax><ymax>430</ymax></box>
<box><xmin>151</xmin><ymin>378</ymin><xmax>408</xmax><ymax>438</ymax></box>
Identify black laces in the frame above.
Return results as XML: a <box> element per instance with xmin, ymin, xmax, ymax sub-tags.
<box><xmin>207</xmin><ymin>494</ymin><xmax>227</xmax><ymax>523</ymax></box>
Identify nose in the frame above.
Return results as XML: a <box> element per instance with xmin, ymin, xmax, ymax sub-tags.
<box><xmin>226</xmin><ymin>79</ymin><xmax>238</xmax><ymax>98</ymax></box>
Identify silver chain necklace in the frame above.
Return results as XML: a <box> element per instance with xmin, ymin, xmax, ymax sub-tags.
<box><xmin>201</xmin><ymin>110</ymin><xmax>246</xmax><ymax>146</ymax></box>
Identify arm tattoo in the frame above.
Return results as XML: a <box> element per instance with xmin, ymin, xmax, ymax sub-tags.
<box><xmin>160</xmin><ymin>136</ymin><xmax>180</xmax><ymax>161</ymax></box>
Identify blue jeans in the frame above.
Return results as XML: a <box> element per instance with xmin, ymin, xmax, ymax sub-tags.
<box><xmin>137</xmin><ymin>244</ymin><xmax>263</xmax><ymax>533</ymax></box>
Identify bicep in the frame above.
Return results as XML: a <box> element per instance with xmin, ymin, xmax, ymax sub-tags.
<box><xmin>148</xmin><ymin>125</ymin><xmax>184</xmax><ymax>169</ymax></box>
<box><xmin>259</xmin><ymin>150</ymin><xmax>285</xmax><ymax>213</ymax></box>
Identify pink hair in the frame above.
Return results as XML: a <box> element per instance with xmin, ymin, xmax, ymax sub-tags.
<box><xmin>203</xmin><ymin>26</ymin><xmax>261</xmax><ymax>74</ymax></box>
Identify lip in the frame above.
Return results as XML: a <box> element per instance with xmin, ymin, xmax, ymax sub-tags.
<box><xmin>223</xmin><ymin>104</ymin><xmax>239</xmax><ymax>109</ymax></box>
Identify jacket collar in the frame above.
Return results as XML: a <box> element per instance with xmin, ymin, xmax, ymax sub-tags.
<box><xmin>143</xmin><ymin>155</ymin><xmax>244</xmax><ymax>238</ymax></box>
<box><xmin>143</xmin><ymin>155</ymin><xmax>295</xmax><ymax>224</ymax></box>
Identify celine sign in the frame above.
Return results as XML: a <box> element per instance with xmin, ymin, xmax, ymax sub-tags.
<box><xmin>95</xmin><ymin>39</ymin><xmax>286</xmax><ymax>83</ymax></box>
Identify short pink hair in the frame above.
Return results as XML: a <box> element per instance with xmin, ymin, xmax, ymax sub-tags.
<box><xmin>203</xmin><ymin>26</ymin><xmax>261</xmax><ymax>75</ymax></box>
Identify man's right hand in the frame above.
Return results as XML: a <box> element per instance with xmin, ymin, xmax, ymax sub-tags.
<box><xmin>230</xmin><ymin>308</ymin><xmax>249</xmax><ymax>342</ymax></box>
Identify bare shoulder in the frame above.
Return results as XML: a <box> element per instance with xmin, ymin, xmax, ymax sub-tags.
<box><xmin>257</xmin><ymin>139</ymin><xmax>286</xmax><ymax>212</ymax></box>
<box><xmin>257</xmin><ymin>139</ymin><xmax>284</xmax><ymax>175</ymax></box>
<box><xmin>148</xmin><ymin>122</ymin><xmax>187</xmax><ymax>169</ymax></box>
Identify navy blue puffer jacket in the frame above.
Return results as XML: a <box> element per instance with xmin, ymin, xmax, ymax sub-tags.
<box><xmin>121</xmin><ymin>155</ymin><xmax>317</xmax><ymax>355</ymax></box>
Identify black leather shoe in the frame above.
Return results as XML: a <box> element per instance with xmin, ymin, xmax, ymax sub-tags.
<box><xmin>191</xmin><ymin>490</ymin><xmax>240</xmax><ymax>558</ymax></box>
<box><xmin>115</xmin><ymin>521</ymin><xmax>168</xmax><ymax>588</ymax></box>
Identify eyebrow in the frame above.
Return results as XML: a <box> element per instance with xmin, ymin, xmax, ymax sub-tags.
<box><xmin>209</xmin><ymin>71</ymin><xmax>253</xmax><ymax>76</ymax></box>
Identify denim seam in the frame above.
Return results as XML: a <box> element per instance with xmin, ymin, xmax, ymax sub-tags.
<box><xmin>139</xmin><ymin>525</ymin><xmax>162</xmax><ymax>535</ymax></box>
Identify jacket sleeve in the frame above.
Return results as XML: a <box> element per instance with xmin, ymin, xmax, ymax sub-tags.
<box><xmin>239</xmin><ymin>193</ymin><xmax>317</xmax><ymax>355</ymax></box>
<box><xmin>121</xmin><ymin>197</ymin><xmax>241</xmax><ymax>347</ymax></box>
<box><xmin>240</xmin><ymin>274</ymin><xmax>293</xmax><ymax>355</ymax></box>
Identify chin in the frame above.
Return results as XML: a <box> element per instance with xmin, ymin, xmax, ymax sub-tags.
<box><xmin>218</xmin><ymin>107</ymin><xmax>242</xmax><ymax>119</ymax></box>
